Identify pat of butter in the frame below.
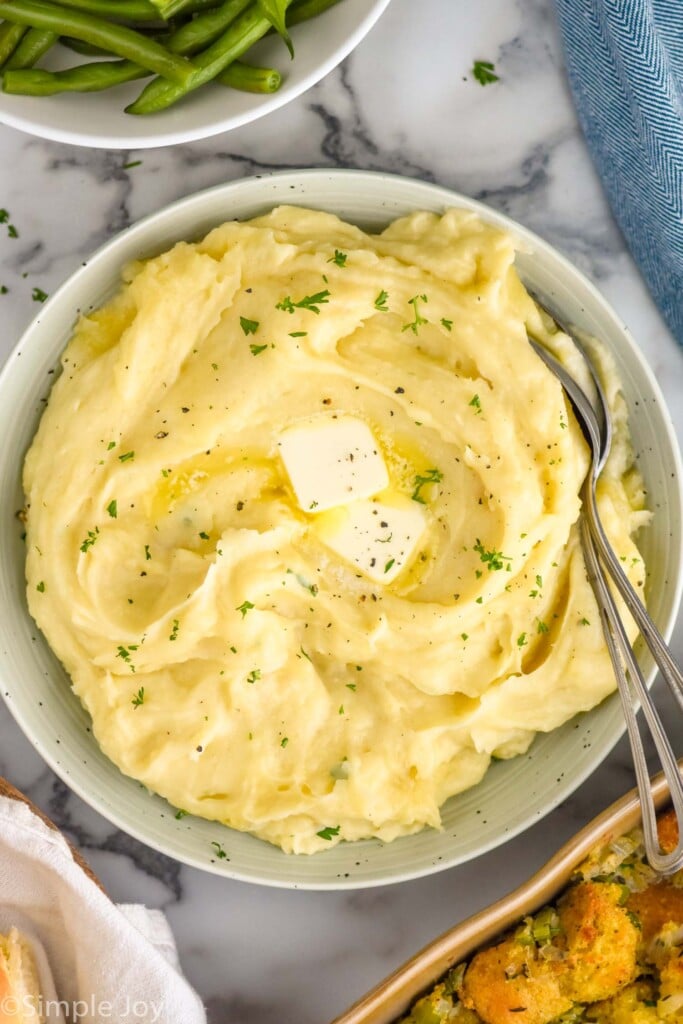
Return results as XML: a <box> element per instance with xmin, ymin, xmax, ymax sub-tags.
<box><xmin>278</xmin><ymin>416</ymin><xmax>389</xmax><ymax>512</ymax></box>
<box><xmin>316</xmin><ymin>499</ymin><xmax>427</xmax><ymax>584</ymax></box>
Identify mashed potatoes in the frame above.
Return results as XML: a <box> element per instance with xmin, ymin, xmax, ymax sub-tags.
<box><xmin>23</xmin><ymin>207</ymin><xmax>648</xmax><ymax>854</ymax></box>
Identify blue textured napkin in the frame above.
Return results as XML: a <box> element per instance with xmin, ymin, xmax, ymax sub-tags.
<box><xmin>555</xmin><ymin>0</ymin><xmax>683</xmax><ymax>346</ymax></box>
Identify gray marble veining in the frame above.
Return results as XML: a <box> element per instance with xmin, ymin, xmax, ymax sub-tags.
<box><xmin>1</xmin><ymin>1</ymin><xmax>682</xmax><ymax>1021</ymax></box>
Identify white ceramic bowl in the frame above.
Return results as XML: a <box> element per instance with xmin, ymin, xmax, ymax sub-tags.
<box><xmin>0</xmin><ymin>169</ymin><xmax>680</xmax><ymax>889</ymax></box>
<box><xmin>0</xmin><ymin>0</ymin><xmax>391</xmax><ymax>148</ymax></box>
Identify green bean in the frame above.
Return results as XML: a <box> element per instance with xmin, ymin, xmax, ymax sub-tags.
<box><xmin>287</xmin><ymin>0</ymin><xmax>341</xmax><ymax>26</ymax></box>
<box><xmin>3</xmin><ymin>59</ymin><xmax>148</xmax><ymax>92</ymax></box>
<box><xmin>44</xmin><ymin>0</ymin><xmax>161</xmax><ymax>20</ymax></box>
<box><xmin>4</xmin><ymin>26</ymin><xmax>56</xmax><ymax>67</ymax></box>
<box><xmin>4</xmin><ymin>0</ymin><xmax>251</xmax><ymax>95</ymax></box>
<box><xmin>60</xmin><ymin>34</ymin><xmax>119</xmax><ymax>56</ymax></box>
<box><xmin>0</xmin><ymin>0</ymin><xmax>195</xmax><ymax>83</ymax></box>
<box><xmin>60</xmin><ymin>0</ymin><xmax>251</xmax><ymax>56</ymax></box>
<box><xmin>126</xmin><ymin>3</ymin><xmax>269</xmax><ymax>113</ymax></box>
<box><xmin>3</xmin><ymin>0</ymin><xmax>254</xmax><ymax>96</ymax></box>
<box><xmin>151</xmin><ymin>0</ymin><xmax>222</xmax><ymax>20</ymax></box>
<box><xmin>217</xmin><ymin>59</ymin><xmax>280</xmax><ymax>92</ymax></box>
<box><xmin>165</xmin><ymin>0</ymin><xmax>250</xmax><ymax>53</ymax></box>
<box><xmin>0</xmin><ymin>21</ymin><xmax>26</xmax><ymax>66</ymax></box>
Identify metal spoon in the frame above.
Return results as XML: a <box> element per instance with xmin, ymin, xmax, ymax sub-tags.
<box><xmin>528</xmin><ymin>328</ymin><xmax>683</xmax><ymax>874</ymax></box>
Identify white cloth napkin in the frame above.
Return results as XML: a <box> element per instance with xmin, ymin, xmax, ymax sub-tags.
<box><xmin>0</xmin><ymin>794</ymin><xmax>206</xmax><ymax>1024</ymax></box>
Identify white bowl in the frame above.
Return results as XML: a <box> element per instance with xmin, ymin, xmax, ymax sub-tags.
<box><xmin>0</xmin><ymin>0</ymin><xmax>391</xmax><ymax>149</ymax></box>
<box><xmin>0</xmin><ymin>169</ymin><xmax>680</xmax><ymax>889</ymax></box>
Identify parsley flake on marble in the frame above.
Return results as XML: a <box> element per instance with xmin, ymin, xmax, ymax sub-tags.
<box><xmin>472</xmin><ymin>59</ymin><xmax>499</xmax><ymax>85</ymax></box>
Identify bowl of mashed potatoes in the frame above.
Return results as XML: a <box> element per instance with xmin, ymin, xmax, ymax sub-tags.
<box><xmin>0</xmin><ymin>170</ymin><xmax>681</xmax><ymax>888</ymax></box>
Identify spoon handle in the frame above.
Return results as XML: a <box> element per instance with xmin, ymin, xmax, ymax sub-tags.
<box><xmin>580</xmin><ymin>516</ymin><xmax>683</xmax><ymax>874</ymax></box>
<box><xmin>584</xmin><ymin>485</ymin><xmax>683</xmax><ymax>712</ymax></box>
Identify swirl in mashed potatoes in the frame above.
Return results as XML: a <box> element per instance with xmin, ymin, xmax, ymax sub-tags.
<box><xmin>23</xmin><ymin>207</ymin><xmax>648</xmax><ymax>854</ymax></box>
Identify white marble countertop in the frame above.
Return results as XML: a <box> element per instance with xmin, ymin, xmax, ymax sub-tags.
<box><xmin>1</xmin><ymin>1</ymin><xmax>682</xmax><ymax>1021</ymax></box>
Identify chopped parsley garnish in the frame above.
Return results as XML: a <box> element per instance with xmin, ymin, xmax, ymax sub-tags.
<box><xmin>328</xmin><ymin>249</ymin><xmax>347</xmax><ymax>267</ymax></box>
<box><xmin>199</xmin><ymin>531</ymin><xmax>210</xmax><ymax>540</ymax></box>
<box><xmin>106</xmin><ymin>499</ymin><xmax>117</xmax><ymax>518</ymax></box>
<box><xmin>461</xmin><ymin>632</ymin><xmax>468</xmax><ymax>641</ymax></box>
<box><xmin>579</xmin><ymin>616</ymin><xmax>590</xmax><ymax>626</ymax></box>
<box><xmin>472</xmin><ymin>59</ymin><xmax>499</xmax><ymax>85</ymax></box>
<box><xmin>276</xmin><ymin>290</ymin><xmax>330</xmax><ymax>315</ymax></box>
<box><xmin>236</xmin><ymin>600</ymin><xmax>254</xmax><ymax>618</ymax></box>
<box><xmin>118</xmin><ymin>450</ymin><xmax>135</xmax><ymax>462</ymax></box>
<box><xmin>80</xmin><ymin>527</ymin><xmax>99</xmax><ymax>553</ymax></box>
<box><xmin>441</xmin><ymin>318</ymin><xmax>453</xmax><ymax>331</ymax></box>
<box><xmin>144</xmin><ymin>544</ymin><xmax>151</xmax><ymax>560</ymax></box>
<box><xmin>107</xmin><ymin>441</ymin><xmax>116</xmax><ymax>450</ymax></box>
<box><xmin>316</xmin><ymin>825</ymin><xmax>341</xmax><ymax>841</ymax></box>
<box><xmin>411</xmin><ymin>467</ymin><xmax>443</xmax><ymax>504</ymax></box>
<box><xmin>117</xmin><ymin>644</ymin><xmax>139</xmax><ymax>672</ymax></box>
<box><xmin>0</xmin><ymin>286</ymin><xmax>7</xmax><ymax>295</ymax></box>
<box><xmin>473</xmin><ymin>539</ymin><xmax>510</xmax><ymax>572</ymax></box>
<box><xmin>211</xmin><ymin>841</ymin><xmax>227</xmax><ymax>859</ymax></box>
<box><xmin>249</xmin><ymin>343</ymin><xmax>268</xmax><ymax>356</ymax></box>
<box><xmin>0</xmin><ymin>210</ymin><xmax>18</xmax><ymax>238</ymax></box>
<box><xmin>517</xmin><ymin>632</ymin><xmax>528</xmax><ymax>647</ymax></box>
<box><xmin>281</xmin><ymin>736</ymin><xmax>289</xmax><ymax>747</ymax></box>
<box><xmin>289</xmin><ymin>331</ymin><xmax>307</xmax><ymax>337</ymax></box>
<box><xmin>402</xmin><ymin>293</ymin><xmax>428</xmax><ymax>335</ymax></box>
<box><xmin>239</xmin><ymin>316</ymin><xmax>259</xmax><ymax>335</ymax></box>
<box><xmin>338</xmin><ymin>705</ymin><xmax>344</xmax><ymax>715</ymax></box>
<box><xmin>384</xmin><ymin>558</ymin><xmax>395</xmax><ymax>574</ymax></box>
<box><xmin>36</xmin><ymin>581</ymin><xmax>45</xmax><ymax>593</ymax></box>
<box><xmin>374</xmin><ymin>289</ymin><xmax>389</xmax><ymax>311</ymax></box>
<box><xmin>346</xmin><ymin>683</ymin><xmax>356</xmax><ymax>691</ymax></box>
<box><xmin>131</xmin><ymin>686</ymin><xmax>145</xmax><ymax>708</ymax></box>
<box><xmin>246</xmin><ymin>669</ymin><xmax>261</xmax><ymax>684</ymax></box>
<box><xmin>469</xmin><ymin>394</ymin><xmax>482</xmax><ymax>414</ymax></box>
<box><xmin>174</xmin><ymin>809</ymin><xmax>187</xmax><ymax>820</ymax></box>
<box><xmin>299</xmin><ymin>646</ymin><xmax>311</xmax><ymax>662</ymax></box>
<box><xmin>537</xmin><ymin>619</ymin><xmax>549</xmax><ymax>634</ymax></box>
<box><xmin>169</xmin><ymin>619</ymin><xmax>179</xmax><ymax>641</ymax></box>
<box><xmin>32</xmin><ymin>287</ymin><xmax>48</xmax><ymax>303</ymax></box>
<box><xmin>123</xmin><ymin>160</ymin><xmax>142</xmax><ymax>169</ymax></box>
